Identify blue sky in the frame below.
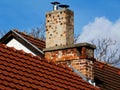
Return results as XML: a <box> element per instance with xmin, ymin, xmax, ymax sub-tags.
<box><xmin>0</xmin><ymin>0</ymin><xmax>120</xmax><ymax>34</ymax></box>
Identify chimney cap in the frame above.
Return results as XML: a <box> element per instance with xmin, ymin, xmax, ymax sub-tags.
<box><xmin>51</xmin><ymin>1</ymin><xmax>60</xmax><ymax>5</ymax></box>
<box><xmin>59</xmin><ymin>4</ymin><xmax>69</xmax><ymax>8</ymax></box>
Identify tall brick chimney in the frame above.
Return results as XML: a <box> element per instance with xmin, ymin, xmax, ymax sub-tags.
<box><xmin>45</xmin><ymin>2</ymin><xmax>74</xmax><ymax>48</ymax></box>
<box><xmin>44</xmin><ymin>2</ymin><xmax>96</xmax><ymax>82</ymax></box>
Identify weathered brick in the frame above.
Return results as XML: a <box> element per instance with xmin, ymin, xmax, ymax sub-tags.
<box><xmin>46</xmin><ymin>9</ymin><xmax>74</xmax><ymax>48</ymax></box>
<box><xmin>45</xmin><ymin>7</ymin><xmax>95</xmax><ymax>81</ymax></box>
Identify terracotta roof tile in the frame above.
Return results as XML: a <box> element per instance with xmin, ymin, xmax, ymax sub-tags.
<box><xmin>14</xmin><ymin>30</ymin><xmax>45</xmax><ymax>50</ymax></box>
<box><xmin>0</xmin><ymin>44</ymin><xmax>99</xmax><ymax>90</ymax></box>
<box><xmin>118</xmin><ymin>71</ymin><xmax>120</xmax><ymax>75</ymax></box>
<box><xmin>94</xmin><ymin>61</ymin><xmax>120</xmax><ymax>90</ymax></box>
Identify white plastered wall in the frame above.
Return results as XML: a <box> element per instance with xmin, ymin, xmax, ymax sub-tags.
<box><xmin>7</xmin><ymin>38</ymin><xmax>36</xmax><ymax>55</ymax></box>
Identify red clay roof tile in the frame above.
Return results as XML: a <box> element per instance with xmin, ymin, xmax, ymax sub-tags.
<box><xmin>0</xmin><ymin>44</ymin><xmax>99</xmax><ymax>90</ymax></box>
<box><xmin>118</xmin><ymin>71</ymin><xmax>120</xmax><ymax>75</ymax></box>
<box><xmin>94</xmin><ymin>61</ymin><xmax>120</xmax><ymax>90</ymax></box>
<box><xmin>14</xmin><ymin>30</ymin><xmax>45</xmax><ymax>50</ymax></box>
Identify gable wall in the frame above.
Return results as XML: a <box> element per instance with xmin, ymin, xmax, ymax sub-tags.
<box><xmin>7</xmin><ymin>38</ymin><xmax>35</xmax><ymax>55</ymax></box>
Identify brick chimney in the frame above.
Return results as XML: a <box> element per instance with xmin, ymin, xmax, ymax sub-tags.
<box><xmin>44</xmin><ymin>2</ymin><xmax>96</xmax><ymax>82</ymax></box>
<box><xmin>45</xmin><ymin>2</ymin><xmax>74</xmax><ymax>48</ymax></box>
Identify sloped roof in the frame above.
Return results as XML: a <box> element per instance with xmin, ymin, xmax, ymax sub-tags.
<box><xmin>0</xmin><ymin>44</ymin><xmax>99</xmax><ymax>90</ymax></box>
<box><xmin>14</xmin><ymin>30</ymin><xmax>45</xmax><ymax>50</ymax></box>
<box><xmin>94</xmin><ymin>61</ymin><xmax>120</xmax><ymax>90</ymax></box>
<box><xmin>0</xmin><ymin>30</ymin><xmax>45</xmax><ymax>56</ymax></box>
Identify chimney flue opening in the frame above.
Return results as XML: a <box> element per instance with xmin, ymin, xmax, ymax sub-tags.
<box><xmin>51</xmin><ymin>2</ymin><xmax>60</xmax><ymax>11</ymax></box>
<box><xmin>59</xmin><ymin>5</ymin><xmax>69</xmax><ymax>9</ymax></box>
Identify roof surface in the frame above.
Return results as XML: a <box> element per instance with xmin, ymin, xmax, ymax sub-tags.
<box><xmin>14</xmin><ymin>30</ymin><xmax>45</xmax><ymax>50</ymax></box>
<box><xmin>94</xmin><ymin>61</ymin><xmax>120</xmax><ymax>90</ymax></box>
<box><xmin>0</xmin><ymin>30</ymin><xmax>45</xmax><ymax>56</ymax></box>
<box><xmin>0</xmin><ymin>44</ymin><xmax>99</xmax><ymax>90</ymax></box>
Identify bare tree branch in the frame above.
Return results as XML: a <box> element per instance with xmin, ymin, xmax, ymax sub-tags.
<box><xmin>91</xmin><ymin>38</ymin><xmax>120</xmax><ymax>66</ymax></box>
<box><xmin>74</xmin><ymin>33</ymin><xmax>80</xmax><ymax>43</ymax></box>
<box><xmin>24</xmin><ymin>25</ymin><xmax>45</xmax><ymax>41</ymax></box>
<box><xmin>29</xmin><ymin>27</ymin><xmax>45</xmax><ymax>40</ymax></box>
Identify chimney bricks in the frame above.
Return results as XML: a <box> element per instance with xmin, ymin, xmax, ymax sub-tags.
<box><xmin>46</xmin><ymin>3</ymin><xmax>74</xmax><ymax>48</ymax></box>
<box><xmin>44</xmin><ymin>2</ymin><xmax>96</xmax><ymax>82</ymax></box>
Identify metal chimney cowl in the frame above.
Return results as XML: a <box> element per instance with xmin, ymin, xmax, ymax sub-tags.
<box><xmin>51</xmin><ymin>2</ymin><xmax>60</xmax><ymax>11</ymax></box>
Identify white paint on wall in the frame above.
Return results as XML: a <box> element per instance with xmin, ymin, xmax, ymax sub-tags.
<box><xmin>7</xmin><ymin>38</ymin><xmax>36</xmax><ymax>55</ymax></box>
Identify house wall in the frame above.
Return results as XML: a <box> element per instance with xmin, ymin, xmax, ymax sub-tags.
<box><xmin>7</xmin><ymin>38</ymin><xmax>36</xmax><ymax>55</ymax></box>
